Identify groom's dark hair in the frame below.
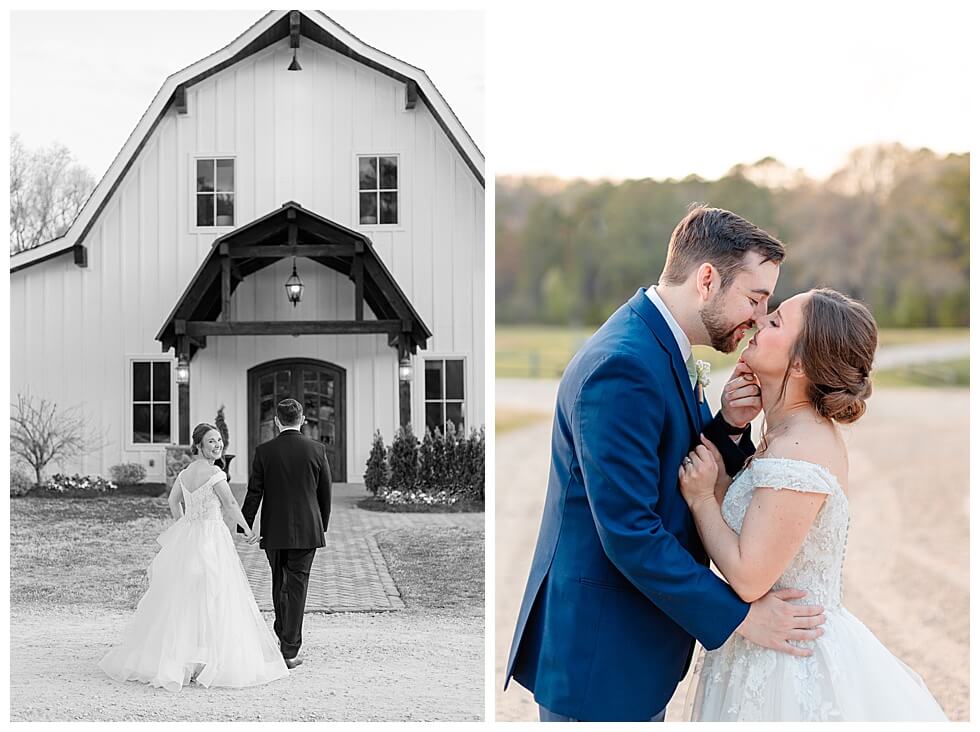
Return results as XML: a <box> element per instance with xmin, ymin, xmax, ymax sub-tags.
<box><xmin>660</xmin><ymin>204</ymin><xmax>785</xmax><ymax>290</ymax></box>
<box><xmin>277</xmin><ymin>399</ymin><xmax>303</xmax><ymax>426</ymax></box>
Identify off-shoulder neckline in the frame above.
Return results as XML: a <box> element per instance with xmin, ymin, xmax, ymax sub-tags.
<box><xmin>178</xmin><ymin>466</ymin><xmax>225</xmax><ymax>495</ymax></box>
<box><xmin>748</xmin><ymin>456</ymin><xmax>848</xmax><ymax>497</ymax></box>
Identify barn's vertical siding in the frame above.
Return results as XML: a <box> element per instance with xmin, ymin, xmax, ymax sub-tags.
<box><xmin>9</xmin><ymin>35</ymin><xmax>483</xmax><ymax>484</ymax></box>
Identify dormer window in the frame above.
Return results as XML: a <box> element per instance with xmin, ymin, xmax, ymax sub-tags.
<box><xmin>196</xmin><ymin>158</ymin><xmax>235</xmax><ymax>227</ymax></box>
<box><xmin>358</xmin><ymin>155</ymin><xmax>398</xmax><ymax>225</ymax></box>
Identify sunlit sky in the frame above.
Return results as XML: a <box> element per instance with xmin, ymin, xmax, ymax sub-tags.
<box><xmin>488</xmin><ymin>1</ymin><xmax>974</xmax><ymax>181</ymax></box>
<box><xmin>9</xmin><ymin>9</ymin><xmax>484</xmax><ymax>180</ymax></box>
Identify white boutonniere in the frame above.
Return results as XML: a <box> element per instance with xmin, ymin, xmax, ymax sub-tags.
<box><xmin>695</xmin><ymin>359</ymin><xmax>711</xmax><ymax>403</ymax></box>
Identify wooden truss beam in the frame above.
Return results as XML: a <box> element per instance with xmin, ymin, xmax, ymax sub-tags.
<box><xmin>181</xmin><ymin>319</ymin><xmax>402</xmax><ymax>337</ymax></box>
<box><xmin>227</xmin><ymin>244</ymin><xmax>355</xmax><ymax>259</ymax></box>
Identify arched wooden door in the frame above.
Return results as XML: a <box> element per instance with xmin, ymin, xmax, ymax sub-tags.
<box><xmin>247</xmin><ymin>358</ymin><xmax>346</xmax><ymax>482</ymax></box>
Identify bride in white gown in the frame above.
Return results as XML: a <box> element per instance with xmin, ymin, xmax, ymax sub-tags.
<box><xmin>99</xmin><ymin>423</ymin><xmax>288</xmax><ymax>691</ymax></box>
<box><xmin>677</xmin><ymin>288</ymin><xmax>947</xmax><ymax>722</ymax></box>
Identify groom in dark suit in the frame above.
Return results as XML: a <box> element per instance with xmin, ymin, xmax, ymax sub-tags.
<box><xmin>505</xmin><ymin>206</ymin><xmax>827</xmax><ymax>721</ymax></box>
<box><xmin>240</xmin><ymin>398</ymin><xmax>332</xmax><ymax>669</ymax></box>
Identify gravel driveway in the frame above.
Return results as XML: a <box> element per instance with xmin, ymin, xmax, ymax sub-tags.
<box><xmin>11</xmin><ymin>606</ymin><xmax>482</xmax><ymax>722</ymax></box>
<box><xmin>495</xmin><ymin>377</ymin><xmax>969</xmax><ymax>721</ymax></box>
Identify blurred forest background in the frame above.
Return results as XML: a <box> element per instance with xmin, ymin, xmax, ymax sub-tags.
<box><xmin>497</xmin><ymin>143</ymin><xmax>969</xmax><ymax>329</ymax></box>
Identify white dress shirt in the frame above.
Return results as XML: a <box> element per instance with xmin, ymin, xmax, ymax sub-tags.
<box><xmin>645</xmin><ymin>284</ymin><xmax>693</xmax><ymax>364</ymax></box>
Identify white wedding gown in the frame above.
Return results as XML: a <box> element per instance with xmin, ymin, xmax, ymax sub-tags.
<box><xmin>686</xmin><ymin>457</ymin><xmax>948</xmax><ymax>721</ymax></box>
<box><xmin>99</xmin><ymin>468</ymin><xmax>288</xmax><ymax>691</ymax></box>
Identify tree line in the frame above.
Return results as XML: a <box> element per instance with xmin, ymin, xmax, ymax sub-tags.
<box><xmin>496</xmin><ymin>144</ymin><xmax>969</xmax><ymax>328</ymax></box>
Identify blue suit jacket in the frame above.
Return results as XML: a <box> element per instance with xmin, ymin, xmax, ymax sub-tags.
<box><xmin>505</xmin><ymin>288</ymin><xmax>750</xmax><ymax>721</ymax></box>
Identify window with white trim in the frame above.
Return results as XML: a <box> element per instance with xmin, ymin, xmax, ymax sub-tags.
<box><xmin>196</xmin><ymin>158</ymin><xmax>235</xmax><ymax>227</ymax></box>
<box><xmin>132</xmin><ymin>361</ymin><xmax>172</xmax><ymax>444</ymax></box>
<box><xmin>424</xmin><ymin>358</ymin><xmax>465</xmax><ymax>434</ymax></box>
<box><xmin>358</xmin><ymin>155</ymin><xmax>398</xmax><ymax>225</ymax></box>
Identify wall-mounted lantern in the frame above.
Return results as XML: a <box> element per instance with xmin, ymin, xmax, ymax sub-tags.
<box><xmin>398</xmin><ymin>356</ymin><xmax>414</xmax><ymax>383</ymax></box>
<box><xmin>175</xmin><ymin>355</ymin><xmax>190</xmax><ymax>385</ymax></box>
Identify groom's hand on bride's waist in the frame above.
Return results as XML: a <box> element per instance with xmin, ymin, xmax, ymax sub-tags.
<box><xmin>734</xmin><ymin>588</ymin><xmax>826</xmax><ymax>657</ymax></box>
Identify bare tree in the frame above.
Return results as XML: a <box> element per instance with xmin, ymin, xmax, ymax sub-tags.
<box><xmin>10</xmin><ymin>393</ymin><xmax>107</xmax><ymax>487</ymax></box>
<box><xmin>9</xmin><ymin>134</ymin><xmax>96</xmax><ymax>254</ymax></box>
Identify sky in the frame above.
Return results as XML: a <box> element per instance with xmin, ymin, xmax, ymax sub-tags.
<box><xmin>9</xmin><ymin>10</ymin><xmax>485</xmax><ymax>181</ymax></box>
<box><xmin>488</xmin><ymin>1</ymin><xmax>975</xmax><ymax>181</ymax></box>
<box><xmin>6</xmin><ymin>4</ymin><xmax>975</xmax><ymax>184</ymax></box>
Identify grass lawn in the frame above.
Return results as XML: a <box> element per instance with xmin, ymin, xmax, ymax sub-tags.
<box><xmin>497</xmin><ymin>324</ymin><xmax>968</xmax><ymax>379</ymax></box>
<box><xmin>873</xmin><ymin>358</ymin><xmax>969</xmax><ymax>388</ymax></box>
<box><xmin>10</xmin><ymin>494</ymin><xmax>172</xmax><ymax>610</ymax></box>
<box><xmin>376</xmin><ymin>526</ymin><xmax>484</xmax><ymax>612</ymax></box>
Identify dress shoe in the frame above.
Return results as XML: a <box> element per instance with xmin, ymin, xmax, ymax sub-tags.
<box><xmin>284</xmin><ymin>656</ymin><xmax>303</xmax><ymax>670</ymax></box>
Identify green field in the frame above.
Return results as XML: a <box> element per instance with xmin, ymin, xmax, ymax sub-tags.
<box><xmin>872</xmin><ymin>358</ymin><xmax>969</xmax><ymax>388</ymax></box>
<box><xmin>497</xmin><ymin>325</ymin><xmax>969</xmax><ymax>379</ymax></box>
<box><xmin>496</xmin><ymin>407</ymin><xmax>550</xmax><ymax>436</ymax></box>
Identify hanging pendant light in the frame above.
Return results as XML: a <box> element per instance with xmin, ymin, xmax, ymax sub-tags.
<box><xmin>284</xmin><ymin>257</ymin><xmax>304</xmax><ymax>307</ymax></box>
<box><xmin>287</xmin><ymin>49</ymin><xmax>302</xmax><ymax>71</ymax></box>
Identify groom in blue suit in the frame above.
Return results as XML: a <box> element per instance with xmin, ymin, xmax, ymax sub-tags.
<box><xmin>505</xmin><ymin>206</ymin><xmax>826</xmax><ymax>721</ymax></box>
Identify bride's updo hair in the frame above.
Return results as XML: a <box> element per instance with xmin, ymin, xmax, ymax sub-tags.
<box><xmin>782</xmin><ymin>288</ymin><xmax>877</xmax><ymax>424</ymax></box>
<box><xmin>191</xmin><ymin>423</ymin><xmax>219</xmax><ymax>455</ymax></box>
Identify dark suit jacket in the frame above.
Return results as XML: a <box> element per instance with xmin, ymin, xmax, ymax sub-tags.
<box><xmin>239</xmin><ymin>429</ymin><xmax>332</xmax><ymax>549</ymax></box>
<box><xmin>505</xmin><ymin>288</ymin><xmax>752</xmax><ymax>722</ymax></box>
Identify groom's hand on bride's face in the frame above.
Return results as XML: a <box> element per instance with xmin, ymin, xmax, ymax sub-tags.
<box><xmin>721</xmin><ymin>361</ymin><xmax>763</xmax><ymax>429</ymax></box>
<box><xmin>735</xmin><ymin>588</ymin><xmax>826</xmax><ymax>657</ymax></box>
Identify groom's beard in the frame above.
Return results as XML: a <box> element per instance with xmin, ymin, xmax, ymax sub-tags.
<box><xmin>701</xmin><ymin>299</ymin><xmax>752</xmax><ymax>354</ymax></box>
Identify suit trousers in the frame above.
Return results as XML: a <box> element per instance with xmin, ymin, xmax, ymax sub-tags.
<box><xmin>265</xmin><ymin>547</ymin><xmax>317</xmax><ymax>659</ymax></box>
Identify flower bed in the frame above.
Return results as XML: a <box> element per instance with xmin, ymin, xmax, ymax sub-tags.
<box><xmin>37</xmin><ymin>473</ymin><xmax>117</xmax><ymax>498</ymax></box>
<box><xmin>361</xmin><ymin>424</ymin><xmax>485</xmax><ymax>512</ymax></box>
<box><xmin>381</xmin><ymin>489</ymin><xmax>461</xmax><ymax>506</ymax></box>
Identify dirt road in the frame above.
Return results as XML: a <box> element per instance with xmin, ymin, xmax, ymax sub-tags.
<box><xmin>494</xmin><ymin>380</ymin><xmax>969</xmax><ymax>721</ymax></box>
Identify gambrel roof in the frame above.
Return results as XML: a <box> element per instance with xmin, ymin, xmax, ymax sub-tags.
<box><xmin>10</xmin><ymin>10</ymin><xmax>484</xmax><ymax>274</ymax></box>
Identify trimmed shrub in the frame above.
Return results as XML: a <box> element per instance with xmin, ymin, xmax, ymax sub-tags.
<box><xmin>10</xmin><ymin>467</ymin><xmax>34</xmax><ymax>497</ymax></box>
<box><xmin>109</xmin><ymin>462</ymin><xmax>147</xmax><ymax>486</ymax></box>
<box><xmin>465</xmin><ymin>427</ymin><xmax>485</xmax><ymax>501</ymax></box>
<box><xmin>363</xmin><ymin>423</ymin><xmax>485</xmax><ymax>508</ymax></box>
<box><xmin>417</xmin><ymin>428</ymin><xmax>437</xmax><ymax>494</ymax></box>
<box><xmin>215</xmin><ymin>405</ymin><xmax>230</xmax><ymax>449</ymax></box>
<box><xmin>388</xmin><ymin>424</ymin><xmax>419</xmax><ymax>493</ymax></box>
<box><xmin>165</xmin><ymin>445</ymin><xmax>194</xmax><ymax>488</ymax></box>
<box><xmin>364</xmin><ymin>430</ymin><xmax>389</xmax><ymax>495</ymax></box>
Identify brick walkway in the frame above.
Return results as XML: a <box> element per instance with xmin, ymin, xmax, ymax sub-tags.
<box><xmin>231</xmin><ymin>483</ymin><xmax>483</xmax><ymax>613</ymax></box>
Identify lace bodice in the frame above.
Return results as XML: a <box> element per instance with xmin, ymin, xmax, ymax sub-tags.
<box><xmin>689</xmin><ymin>457</ymin><xmax>947</xmax><ymax>722</ymax></box>
<box><xmin>721</xmin><ymin>457</ymin><xmax>849</xmax><ymax>608</ymax></box>
<box><xmin>178</xmin><ymin>470</ymin><xmax>225</xmax><ymax>522</ymax></box>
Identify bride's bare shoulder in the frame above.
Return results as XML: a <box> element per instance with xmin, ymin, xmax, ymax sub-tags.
<box><xmin>765</xmin><ymin>420</ymin><xmax>848</xmax><ymax>487</ymax></box>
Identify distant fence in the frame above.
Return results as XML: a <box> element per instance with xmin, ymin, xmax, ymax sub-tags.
<box><xmin>496</xmin><ymin>350</ymin><xmax>570</xmax><ymax>378</ymax></box>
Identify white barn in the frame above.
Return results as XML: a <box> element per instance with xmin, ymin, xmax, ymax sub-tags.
<box><xmin>9</xmin><ymin>10</ymin><xmax>485</xmax><ymax>484</ymax></box>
